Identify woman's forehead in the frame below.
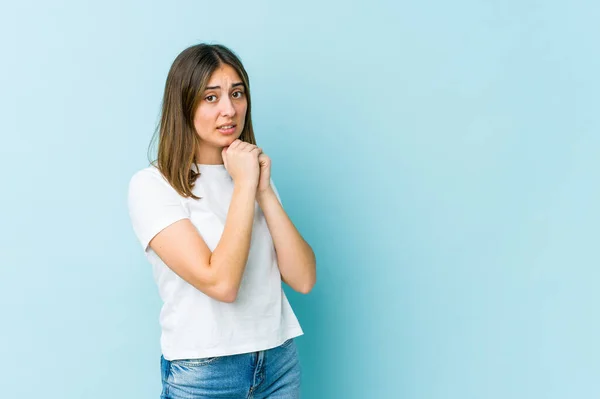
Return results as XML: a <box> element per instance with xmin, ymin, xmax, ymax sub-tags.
<box><xmin>206</xmin><ymin>65</ymin><xmax>243</xmax><ymax>87</ymax></box>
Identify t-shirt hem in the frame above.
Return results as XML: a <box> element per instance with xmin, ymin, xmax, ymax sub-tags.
<box><xmin>161</xmin><ymin>327</ymin><xmax>304</xmax><ymax>361</ymax></box>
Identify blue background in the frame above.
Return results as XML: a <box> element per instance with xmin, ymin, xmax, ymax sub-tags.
<box><xmin>1</xmin><ymin>1</ymin><xmax>599</xmax><ymax>397</ymax></box>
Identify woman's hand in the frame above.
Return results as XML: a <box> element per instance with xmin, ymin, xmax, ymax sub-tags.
<box><xmin>257</xmin><ymin>152</ymin><xmax>272</xmax><ymax>194</ymax></box>
<box><xmin>222</xmin><ymin>140</ymin><xmax>262</xmax><ymax>188</ymax></box>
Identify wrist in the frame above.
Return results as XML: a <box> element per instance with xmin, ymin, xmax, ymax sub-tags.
<box><xmin>256</xmin><ymin>185</ymin><xmax>275</xmax><ymax>202</ymax></box>
<box><xmin>234</xmin><ymin>180</ymin><xmax>259</xmax><ymax>193</ymax></box>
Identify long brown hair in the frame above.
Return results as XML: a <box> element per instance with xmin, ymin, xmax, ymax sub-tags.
<box><xmin>148</xmin><ymin>43</ymin><xmax>256</xmax><ymax>199</ymax></box>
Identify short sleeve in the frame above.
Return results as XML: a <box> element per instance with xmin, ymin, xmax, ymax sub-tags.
<box><xmin>270</xmin><ymin>178</ymin><xmax>283</xmax><ymax>206</ymax></box>
<box><xmin>127</xmin><ymin>168</ymin><xmax>190</xmax><ymax>251</ymax></box>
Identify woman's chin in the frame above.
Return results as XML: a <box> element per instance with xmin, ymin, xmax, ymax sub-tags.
<box><xmin>199</xmin><ymin>132</ymin><xmax>243</xmax><ymax>149</ymax></box>
<box><xmin>226</xmin><ymin>132</ymin><xmax>243</xmax><ymax>143</ymax></box>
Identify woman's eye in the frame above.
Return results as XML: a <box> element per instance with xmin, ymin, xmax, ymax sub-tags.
<box><xmin>206</xmin><ymin>95</ymin><xmax>217</xmax><ymax>102</ymax></box>
<box><xmin>232</xmin><ymin>91</ymin><xmax>244</xmax><ymax>98</ymax></box>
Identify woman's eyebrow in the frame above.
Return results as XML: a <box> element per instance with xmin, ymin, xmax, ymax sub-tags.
<box><xmin>205</xmin><ymin>82</ymin><xmax>244</xmax><ymax>90</ymax></box>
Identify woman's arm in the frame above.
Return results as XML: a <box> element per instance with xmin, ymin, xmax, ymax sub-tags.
<box><xmin>149</xmin><ymin>182</ymin><xmax>257</xmax><ymax>303</ymax></box>
<box><xmin>257</xmin><ymin>186</ymin><xmax>317</xmax><ymax>294</ymax></box>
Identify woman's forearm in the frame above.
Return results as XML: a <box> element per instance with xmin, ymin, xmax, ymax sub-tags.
<box><xmin>257</xmin><ymin>186</ymin><xmax>316</xmax><ymax>294</ymax></box>
<box><xmin>209</xmin><ymin>183</ymin><xmax>257</xmax><ymax>301</ymax></box>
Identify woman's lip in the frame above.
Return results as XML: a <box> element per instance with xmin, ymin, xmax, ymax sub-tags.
<box><xmin>217</xmin><ymin>125</ymin><xmax>236</xmax><ymax>135</ymax></box>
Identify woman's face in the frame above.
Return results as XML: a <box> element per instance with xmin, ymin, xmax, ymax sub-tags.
<box><xmin>193</xmin><ymin>64</ymin><xmax>248</xmax><ymax>161</ymax></box>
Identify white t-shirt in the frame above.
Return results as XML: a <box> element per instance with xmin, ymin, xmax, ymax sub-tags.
<box><xmin>127</xmin><ymin>163</ymin><xmax>303</xmax><ymax>361</ymax></box>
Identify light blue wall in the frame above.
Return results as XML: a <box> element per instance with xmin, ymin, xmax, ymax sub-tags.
<box><xmin>1</xmin><ymin>1</ymin><xmax>598</xmax><ymax>397</ymax></box>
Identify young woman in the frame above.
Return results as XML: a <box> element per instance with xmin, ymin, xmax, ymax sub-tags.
<box><xmin>127</xmin><ymin>43</ymin><xmax>316</xmax><ymax>398</ymax></box>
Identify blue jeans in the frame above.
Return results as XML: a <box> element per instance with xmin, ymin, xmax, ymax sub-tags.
<box><xmin>160</xmin><ymin>338</ymin><xmax>301</xmax><ymax>398</ymax></box>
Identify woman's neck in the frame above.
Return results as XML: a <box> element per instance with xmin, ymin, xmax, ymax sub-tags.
<box><xmin>195</xmin><ymin>147</ymin><xmax>224</xmax><ymax>165</ymax></box>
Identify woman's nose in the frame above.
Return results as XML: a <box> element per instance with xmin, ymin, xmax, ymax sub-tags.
<box><xmin>220</xmin><ymin>97</ymin><xmax>236</xmax><ymax>117</ymax></box>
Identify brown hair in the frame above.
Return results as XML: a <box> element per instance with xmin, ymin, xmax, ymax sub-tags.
<box><xmin>148</xmin><ymin>43</ymin><xmax>256</xmax><ymax>199</ymax></box>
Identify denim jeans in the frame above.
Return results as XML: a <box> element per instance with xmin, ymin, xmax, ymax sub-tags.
<box><xmin>160</xmin><ymin>338</ymin><xmax>301</xmax><ymax>398</ymax></box>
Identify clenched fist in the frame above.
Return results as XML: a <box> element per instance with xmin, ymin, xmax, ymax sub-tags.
<box><xmin>221</xmin><ymin>139</ymin><xmax>262</xmax><ymax>188</ymax></box>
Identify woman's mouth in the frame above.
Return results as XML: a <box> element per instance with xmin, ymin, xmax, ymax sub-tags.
<box><xmin>217</xmin><ymin>124</ymin><xmax>236</xmax><ymax>135</ymax></box>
